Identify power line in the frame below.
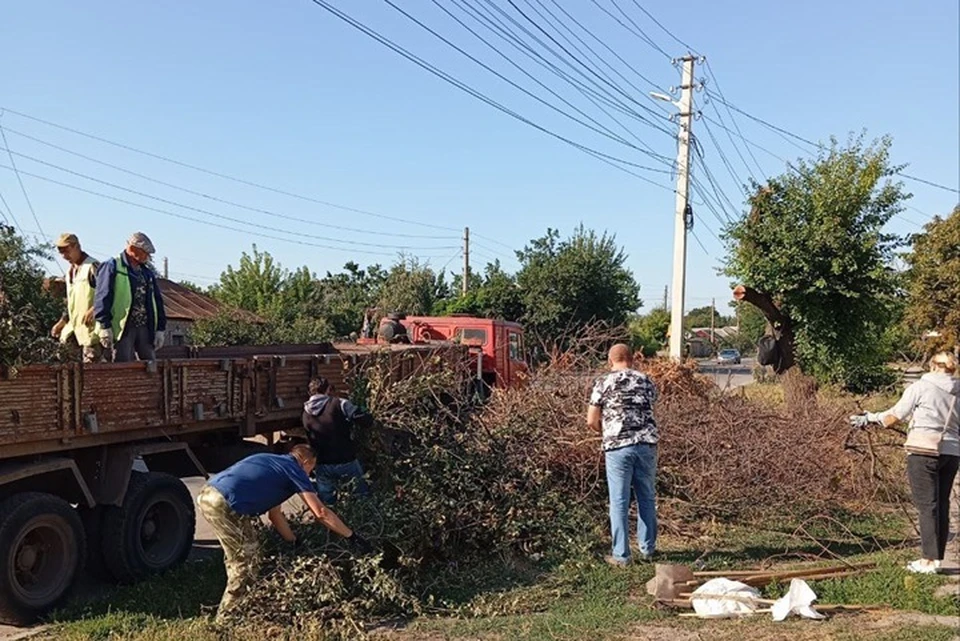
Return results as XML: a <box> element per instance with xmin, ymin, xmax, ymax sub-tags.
<box><xmin>703</xmin><ymin>62</ymin><xmax>765</xmax><ymax>179</ymax></box>
<box><xmin>512</xmin><ymin>0</ymin><xmax>673</xmax><ymax>146</ymax></box>
<box><xmin>606</xmin><ymin>0</ymin><xmax>671</xmax><ymax>59</ymax></box>
<box><xmin>0</xmin><ymin>118</ymin><xmax>49</xmax><ymax>243</ymax></box>
<box><xmin>420</xmin><ymin>0</ymin><xmax>672</xmax><ymax>162</ymax></box>
<box><xmin>2</xmin><ymin>126</ymin><xmax>461</xmax><ymax>241</ymax></box>
<box><xmin>537</xmin><ymin>0</ymin><xmax>667</xmax><ymax>94</ymax></box>
<box><xmin>466</xmin><ymin>0</ymin><xmax>673</xmax><ymax>138</ymax></box>
<box><xmin>897</xmin><ymin>172</ymin><xmax>960</xmax><ymax>195</ymax></box>
<box><xmin>0</xmin><ymin>188</ymin><xmax>17</xmax><ymax>229</ymax></box>
<box><xmin>0</xmin><ymin>162</ymin><xmax>453</xmax><ymax>258</ymax></box>
<box><xmin>0</xmin><ymin>107</ymin><xmax>462</xmax><ymax>233</ymax></box>
<box><xmin>587</xmin><ymin>0</ymin><xmax>667</xmax><ymax>59</ymax></box>
<box><xmin>305</xmin><ymin>1</ymin><xmax>678</xmax><ymax>187</ymax></box>
<box><xmin>625</xmin><ymin>0</ymin><xmax>698</xmax><ymax>54</ymax></box>
<box><xmin>444</xmin><ymin>0</ymin><xmax>679</xmax><ymax>173</ymax></box>
<box><xmin>0</xmin><ymin>145</ymin><xmax>461</xmax><ymax>252</ymax></box>
<box><xmin>703</xmin><ymin>88</ymin><xmax>959</xmax><ymax>195</ymax></box>
<box><xmin>503</xmin><ymin>0</ymin><xmax>673</xmax><ymax>131</ymax></box>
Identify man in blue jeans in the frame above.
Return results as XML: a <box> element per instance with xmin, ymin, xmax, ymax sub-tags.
<box><xmin>302</xmin><ymin>377</ymin><xmax>374</xmax><ymax>504</ymax></box>
<box><xmin>587</xmin><ymin>343</ymin><xmax>659</xmax><ymax>567</ymax></box>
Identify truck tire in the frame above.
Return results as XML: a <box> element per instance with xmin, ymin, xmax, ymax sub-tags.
<box><xmin>101</xmin><ymin>472</ymin><xmax>195</xmax><ymax>584</ymax></box>
<box><xmin>0</xmin><ymin>492</ymin><xmax>86</xmax><ymax>625</ymax></box>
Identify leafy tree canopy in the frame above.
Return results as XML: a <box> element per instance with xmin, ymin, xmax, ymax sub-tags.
<box><xmin>723</xmin><ymin>135</ymin><xmax>907</xmax><ymax>390</ymax></box>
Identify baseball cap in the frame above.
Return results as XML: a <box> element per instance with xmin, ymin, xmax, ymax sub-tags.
<box><xmin>55</xmin><ymin>233</ymin><xmax>79</xmax><ymax>248</ymax></box>
<box><xmin>127</xmin><ymin>232</ymin><xmax>156</xmax><ymax>255</ymax></box>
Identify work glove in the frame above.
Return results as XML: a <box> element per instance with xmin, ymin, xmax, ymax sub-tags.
<box><xmin>99</xmin><ymin>327</ymin><xmax>114</xmax><ymax>350</ymax></box>
<box><xmin>849</xmin><ymin>413</ymin><xmax>879</xmax><ymax>429</ymax></box>
<box><xmin>154</xmin><ymin>330</ymin><xmax>166</xmax><ymax>350</ymax></box>
<box><xmin>346</xmin><ymin>532</ymin><xmax>375</xmax><ymax>555</ymax></box>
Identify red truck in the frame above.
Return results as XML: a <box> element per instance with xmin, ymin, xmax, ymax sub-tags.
<box><xmin>401</xmin><ymin>316</ymin><xmax>528</xmax><ymax>393</ymax></box>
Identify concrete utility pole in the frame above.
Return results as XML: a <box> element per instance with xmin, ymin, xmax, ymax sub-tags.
<box><xmin>710</xmin><ymin>297</ymin><xmax>716</xmax><ymax>345</ymax></box>
<box><xmin>656</xmin><ymin>55</ymin><xmax>697</xmax><ymax>360</ymax></box>
<box><xmin>162</xmin><ymin>256</ymin><xmax>169</xmax><ymax>280</ymax></box>
<box><xmin>663</xmin><ymin>285</ymin><xmax>668</xmax><ymax>311</ymax></box>
<box><xmin>462</xmin><ymin>227</ymin><xmax>470</xmax><ymax>296</ymax></box>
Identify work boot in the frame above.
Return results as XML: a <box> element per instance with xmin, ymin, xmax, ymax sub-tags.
<box><xmin>604</xmin><ymin>555</ymin><xmax>630</xmax><ymax>568</ymax></box>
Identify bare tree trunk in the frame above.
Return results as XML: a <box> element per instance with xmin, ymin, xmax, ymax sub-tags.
<box><xmin>732</xmin><ymin>285</ymin><xmax>796</xmax><ymax>372</ymax></box>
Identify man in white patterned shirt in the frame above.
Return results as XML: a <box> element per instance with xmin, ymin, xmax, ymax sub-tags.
<box><xmin>586</xmin><ymin>343</ymin><xmax>659</xmax><ymax>567</ymax></box>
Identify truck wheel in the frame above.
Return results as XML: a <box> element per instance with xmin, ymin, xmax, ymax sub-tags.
<box><xmin>101</xmin><ymin>472</ymin><xmax>195</xmax><ymax>584</ymax></box>
<box><xmin>0</xmin><ymin>493</ymin><xmax>86</xmax><ymax>625</ymax></box>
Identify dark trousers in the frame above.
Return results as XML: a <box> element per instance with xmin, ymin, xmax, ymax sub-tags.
<box><xmin>906</xmin><ymin>454</ymin><xmax>960</xmax><ymax>560</ymax></box>
<box><xmin>114</xmin><ymin>326</ymin><xmax>155</xmax><ymax>362</ymax></box>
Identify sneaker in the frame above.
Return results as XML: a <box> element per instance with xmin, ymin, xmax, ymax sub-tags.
<box><xmin>639</xmin><ymin>551</ymin><xmax>659</xmax><ymax>562</ymax></box>
<box><xmin>906</xmin><ymin>559</ymin><xmax>938</xmax><ymax>574</ymax></box>
<box><xmin>604</xmin><ymin>555</ymin><xmax>630</xmax><ymax>568</ymax></box>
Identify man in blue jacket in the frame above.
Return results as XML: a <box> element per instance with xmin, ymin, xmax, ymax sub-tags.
<box><xmin>94</xmin><ymin>232</ymin><xmax>166</xmax><ymax>362</ymax></box>
<box><xmin>197</xmin><ymin>444</ymin><xmax>372</xmax><ymax>622</ymax></box>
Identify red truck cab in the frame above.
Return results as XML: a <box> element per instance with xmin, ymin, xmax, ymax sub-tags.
<box><xmin>401</xmin><ymin>316</ymin><xmax>528</xmax><ymax>390</ymax></box>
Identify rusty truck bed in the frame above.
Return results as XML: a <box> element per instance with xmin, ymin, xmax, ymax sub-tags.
<box><xmin>0</xmin><ymin>342</ymin><xmax>466</xmax><ymax>459</ymax></box>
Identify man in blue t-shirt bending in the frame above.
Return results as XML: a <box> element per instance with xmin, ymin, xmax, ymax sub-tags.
<box><xmin>197</xmin><ymin>444</ymin><xmax>372</xmax><ymax>622</ymax></box>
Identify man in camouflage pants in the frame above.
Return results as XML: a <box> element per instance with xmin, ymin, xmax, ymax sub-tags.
<box><xmin>197</xmin><ymin>445</ymin><xmax>372</xmax><ymax>622</ymax></box>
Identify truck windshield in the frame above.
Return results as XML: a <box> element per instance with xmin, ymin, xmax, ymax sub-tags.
<box><xmin>456</xmin><ymin>328</ymin><xmax>488</xmax><ymax>345</ymax></box>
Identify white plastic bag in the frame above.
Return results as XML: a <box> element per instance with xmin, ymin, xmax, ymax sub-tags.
<box><xmin>690</xmin><ymin>578</ymin><xmax>763</xmax><ymax>618</ymax></box>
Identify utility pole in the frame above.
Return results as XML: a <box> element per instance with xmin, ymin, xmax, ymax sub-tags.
<box><xmin>162</xmin><ymin>256</ymin><xmax>169</xmax><ymax>280</ymax></box>
<box><xmin>462</xmin><ymin>227</ymin><xmax>470</xmax><ymax>296</ymax></box>
<box><xmin>660</xmin><ymin>55</ymin><xmax>697</xmax><ymax>361</ymax></box>
<box><xmin>710</xmin><ymin>297</ymin><xmax>716</xmax><ymax>345</ymax></box>
<box><xmin>662</xmin><ymin>285</ymin><xmax>668</xmax><ymax>311</ymax></box>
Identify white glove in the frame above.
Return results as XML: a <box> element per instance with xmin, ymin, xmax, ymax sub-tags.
<box><xmin>154</xmin><ymin>330</ymin><xmax>166</xmax><ymax>350</ymax></box>
<box><xmin>99</xmin><ymin>327</ymin><xmax>114</xmax><ymax>350</ymax></box>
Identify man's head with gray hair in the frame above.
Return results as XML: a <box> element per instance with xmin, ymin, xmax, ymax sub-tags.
<box><xmin>125</xmin><ymin>232</ymin><xmax>155</xmax><ymax>267</ymax></box>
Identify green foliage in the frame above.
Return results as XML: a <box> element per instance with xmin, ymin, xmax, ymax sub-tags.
<box><xmin>0</xmin><ymin>225</ymin><xmax>64</xmax><ymax>369</ymax></box>
<box><xmin>902</xmin><ymin>205</ymin><xmax>960</xmax><ymax>355</ymax></box>
<box><xmin>723</xmin><ymin>135</ymin><xmax>907</xmax><ymax>389</ymax></box>
<box><xmin>189</xmin><ymin>312</ymin><xmax>267</xmax><ymax>346</ymax></box>
<box><xmin>375</xmin><ymin>257</ymin><xmax>449</xmax><ymax>316</ymax></box>
<box><xmin>316</xmin><ymin>261</ymin><xmax>387</xmax><ymax>337</ymax></box>
<box><xmin>516</xmin><ymin>226</ymin><xmax>640</xmax><ymax>346</ymax></box>
<box><xmin>441</xmin><ymin>260</ymin><xmax>525</xmax><ymax>320</ymax></box>
<box><xmin>629</xmin><ymin>307</ymin><xmax>670</xmax><ymax>356</ymax></box>
<box><xmin>684</xmin><ymin>305</ymin><xmax>732</xmax><ymax>330</ymax></box>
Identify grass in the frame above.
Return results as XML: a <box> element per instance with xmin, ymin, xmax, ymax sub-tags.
<box><xmin>40</xmin><ymin>507</ymin><xmax>959</xmax><ymax>641</ymax></box>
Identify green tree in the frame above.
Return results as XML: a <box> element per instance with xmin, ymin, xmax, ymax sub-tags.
<box><xmin>629</xmin><ymin>307</ymin><xmax>670</xmax><ymax>356</ymax></box>
<box><xmin>0</xmin><ymin>226</ymin><xmax>64</xmax><ymax>367</ymax></box>
<box><xmin>723</xmin><ymin>135</ymin><xmax>906</xmax><ymax>390</ymax></box>
<box><xmin>516</xmin><ymin>226</ymin><xmax>640</xmax><ymax>346</ymax></box>
<box><xmin>442</xmin><ymin>260</ymin><xmax>525</xmax><ymax>321</ymax></box>
<box><xmin>207</xmin><ymin>245</ymin><xmax>333</xmax><ymax>345</ymax></box>
<box><xmin>209</xmin><ymin>245</ymin><xmax>287</xmax><ymax>316</ymax></box>
<box><xmin>317</xmin><ymin>262</ymin><xmax>387</xmax><ymax>337</ymax></box>
<box><xmin>376</xmin><ymin>258</ymin><xmax>449</xmax><ymax>316</ymax></box>
<box><xmin>684</xmin><ymin>305</ymin><xmax>732</xmax><ymax>330</ymax></box>
<box><xmin>902</xmin><ymin>205</ymin><xmax>960</xmax><ymax>355</ymax></box>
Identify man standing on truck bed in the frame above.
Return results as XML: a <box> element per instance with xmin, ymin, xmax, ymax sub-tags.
<box><xmin>196</xmin><ymin>444</ymin><xmax>372</xmax><ymax>622</ymax></box>
<box><xmin>302</xmin><ymin>377</ymin><xmax>374</xmax><ymax>504</ymax></box>
<box><xmin>93</xmin><ymin>232</ymin><xmax>166</xmax><ymax>362</ymax></box>
<box><xmin>50</xmin><ymin>233</ymin><xmax>102</xmax><ymax>362</ymax></box>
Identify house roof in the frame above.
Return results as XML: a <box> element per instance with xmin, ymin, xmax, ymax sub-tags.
<box><xmin>158</xmin><ymin>279</ymin><xmax>262</xmax><ymax>323</ymax></box>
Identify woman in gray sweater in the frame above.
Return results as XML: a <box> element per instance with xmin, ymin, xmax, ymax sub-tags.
<box><xmin>851</xmin><ymin>351</ymin><xmax>960</xmax><ymax>574</ymax></box>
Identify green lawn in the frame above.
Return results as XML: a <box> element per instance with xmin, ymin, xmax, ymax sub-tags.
<box><xmin>42</xmin><ymin>510</ymin><xmax>959</xmax><ymax>641</ymax></box>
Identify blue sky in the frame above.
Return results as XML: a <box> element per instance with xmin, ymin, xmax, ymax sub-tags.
<box><xmin>2</xmin><ymin>0</ymin><xmax>957</xmax><ymax>315</ymax></box>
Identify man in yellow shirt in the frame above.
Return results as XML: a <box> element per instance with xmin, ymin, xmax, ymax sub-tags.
<box><xmin>50</xmin><ymin>233</ymin><xmax>102</xmax><ymax>363</ymax></box>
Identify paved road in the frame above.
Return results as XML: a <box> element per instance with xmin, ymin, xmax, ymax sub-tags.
<box><xmin>697</xmin><ymin>357</ymin><xmax>755</xmax><ymax>390</ymax></box>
